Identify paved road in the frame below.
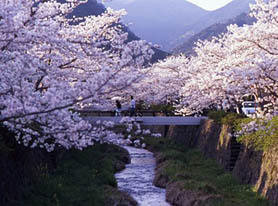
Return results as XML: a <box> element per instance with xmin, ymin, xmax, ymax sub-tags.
<box><xmin>83</xmin><ymin>116</ymin><xmax>207</xmax><ymax>125</ymax></box>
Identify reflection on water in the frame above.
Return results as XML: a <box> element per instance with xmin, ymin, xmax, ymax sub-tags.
<box><xmin>115</xmin><ymin>146</ymin><xmax>171</xmax><ymax>206</ymax></box>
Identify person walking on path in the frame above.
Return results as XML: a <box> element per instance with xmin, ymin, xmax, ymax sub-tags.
<box><xmin>115</xmin><ymin>100</ymin><xmax>122</xmax><ymax>116</ymax></box>
<box><xmin>129</xmin><ymin>95</ymin><xmax>136</xmax><ymax>117</ymax></box>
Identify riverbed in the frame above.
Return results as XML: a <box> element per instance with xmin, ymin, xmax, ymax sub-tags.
<box><xmin>115</xmin><ymin>146</ymin><xmax>171</xmax><ymax>206</ymax></box>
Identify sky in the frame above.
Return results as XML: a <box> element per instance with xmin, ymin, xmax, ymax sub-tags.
<box><xmin>186</xmin><ymin>0</ymin><xmax>233</xmax><ymax>11</ymax></box>
<box><xmin>102</xmin><ymin>0</ymin><xmax>234</xmax><ymax>11</ymax></box>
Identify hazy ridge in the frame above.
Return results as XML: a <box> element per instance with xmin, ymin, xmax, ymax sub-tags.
<box><xmin>173</xmin><ymin>12</ymin><xmax>256</xmax><ymax>56</ymax></box>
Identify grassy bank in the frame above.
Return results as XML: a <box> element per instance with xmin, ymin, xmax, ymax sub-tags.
<box><xmin>19</xmin><ymin>143</ymin><xmax>135</xmax><ymax>206</ymax></box>
<box><xmin>145</xmin><ymin>137</ymin><xmax>269</xmax><ymax>206</ymax></box>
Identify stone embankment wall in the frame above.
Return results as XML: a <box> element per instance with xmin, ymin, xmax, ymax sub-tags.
<box><xmin>164</xmin><ymin>119</ymin><xmax>278</xmax><ymax>205</ymax></box>
<box><xmin>233</xmin><ymin>146</ymin><xmax>278</xmax><ymax>205</ymax></box>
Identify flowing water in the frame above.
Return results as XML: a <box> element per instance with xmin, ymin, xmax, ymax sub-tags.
<box><xmin>115</xmin><ymin>146</ymin><xmax>171</xmax><ymax>206</ymax></box>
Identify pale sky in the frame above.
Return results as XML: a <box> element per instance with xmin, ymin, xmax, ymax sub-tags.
<box><xmin>103</xmin><ymin>0</ymin><xmax>235</xmax><ymax>11</ymax></box>
<box><xmin>186</xmin><ymin>0</ymin><xmax>233</xmax><ymax>11</ymax></box>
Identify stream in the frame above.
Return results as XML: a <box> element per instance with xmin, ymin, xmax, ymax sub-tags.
<box><xmin>115</xmin><ymin>146</ymin><xmax>171</xmax><ymax>206</ymax></box>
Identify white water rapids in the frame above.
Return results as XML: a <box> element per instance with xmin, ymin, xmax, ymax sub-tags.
<box><xmin>115</xmin><ymin>146</ymin><xmax>171</xmax><ymax>206</ymax></box>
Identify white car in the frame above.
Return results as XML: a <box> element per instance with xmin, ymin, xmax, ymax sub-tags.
<box><xmin>241</xmin><ymin>101</ymin><xmax>257</xmax><ymax>117</ymax></box>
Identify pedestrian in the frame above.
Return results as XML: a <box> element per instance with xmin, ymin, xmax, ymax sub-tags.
<box><xmin>129</xmin><ymin>95</ymin><xmax>136</xmax><ymax>117</ymax></box>
<box><xmin>115</xmin><ymin>100</ymin><xmax>121</xmax><ymax>117</ymax></box>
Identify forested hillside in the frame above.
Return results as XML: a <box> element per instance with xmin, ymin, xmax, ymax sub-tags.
<box><xmin>64</xmin><ymin>0</ymin><xmax>169</xmax><ymax>62</ymax></box>
<box><xmin>173</xmin><ymin>12</ymin><xmax>256</xmax><ymax>56</ymax></box>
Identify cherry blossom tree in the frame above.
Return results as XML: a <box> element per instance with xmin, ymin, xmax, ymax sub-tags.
<box><xmin>220</xmin><ymin>0</ymin><xmax>278</xmax><ymax>116</ymax></box>
<box><xmin>146</xmin><ymin>0</ymin><xmax>278</xmax><ymax>117</ymax></box>
<box><xmin>127</xmin><ymin>55</ymin><xmax>189</xmax><ymax>104</ymax></box>
<box><xmin>0</xmin><ymin>0</ymin><xmax>153</xmax><ymax>151</ymax></box>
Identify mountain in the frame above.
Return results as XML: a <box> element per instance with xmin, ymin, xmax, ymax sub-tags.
<box><xmin>103</xmin><ymin>0</ymin><xmax>255</xmax><ymax>51</ymax></box>
<box><xmin>58</xmin><ymin>0</ymin><xmax>168</xmax><ymax>62</ymax></box>
<box><xmin>65</xmin><ymin>0</ymin><xmax>106</xmax><ymax>16</ymax></box>
<box><xmin>170</xmin><ymin>0</ymin><xmax>256</xmax><ymax>50</ymax></box>
<box><xmin>103</xmin><ymin>0</ymin><xmax>209</xmax><ymax>51</ymax></box>
<box><xmin>173</xmin><ymin>13</ymin><xmax>256</xmax><ymax>56</ymax></box>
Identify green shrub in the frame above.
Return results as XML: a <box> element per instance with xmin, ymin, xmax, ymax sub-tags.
<box><xmin>149</xmin><ymin>103</ymin><xmax>175</xmax><ymax>113</ymax></box>
<box><xmin>208</xmin><ymin>110</ymin><xmax>229</xmax><ymax>124</ymax></box>
<box><xmin>237</xmin><ymin>117</ymin><xmax>278</xmax><ymax>151</ymax></box>
<box><xmin>222</xmin><ymin>113</ymin><xmax>246</xmax><ymax>127</ymax></box>
<box><xmin>208</xmin><ymin>111</ymin><xmax>245</xmax><ymax>126</ymax></box>
<box><xmin>19</xmin><ymin>144</ymin><xmax>127</xmax><ymax>206</ymax></box>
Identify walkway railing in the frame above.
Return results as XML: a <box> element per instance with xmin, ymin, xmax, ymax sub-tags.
<box><xmin>77</xmin><ymin>109</ymin><xmax>207</xmax><ymax>126</ymax></box>
<box><xmin>82</xmin><ymin>116</ymin><xmax>206</xmax><ymax>126</ymax></box>
<box><xmin>76</xmin><ymin>109</ymin><xmax>174</xmax><ymax>117</ymax></box>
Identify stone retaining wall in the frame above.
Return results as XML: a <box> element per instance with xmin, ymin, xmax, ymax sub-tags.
<box><xmin>165</xmin><ymin>119</ymin><xmax>278</xmax><ymax>205</ymax></box>
<box><xmin>233</xmin><ymin>146</ymin><xmax>278</xmax><ymax>205</ymax></box>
